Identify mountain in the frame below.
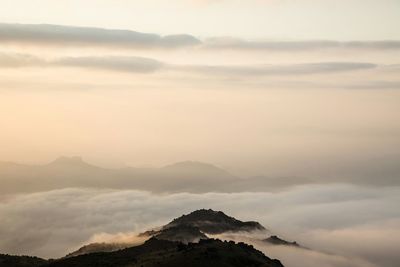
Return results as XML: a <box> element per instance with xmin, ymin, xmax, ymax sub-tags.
<box><xmin>0</xmin><ymin>210</ymin><xmax>289</xmax><ymax>267</ymax></box>
<box><xmin>165</xmin><ymin>209</ymin><xmax>266</xmax><ymax>234</ymax></box>
<box><xmin>138</xmin><ymin>209</ymin><xmax>266</xmax><ymax>244</ymax></box>
<box><xmin>161</xmin><ymin>161</ymin><xmax>234</xmax><ymax>179</ymax></box>
<box><xmin>0</xmin><ymin>254</ymin><xmax>46</xmax><ymax>267</ymax></box>
<box><xmin>0</xmin><ymin>157</ymin><xmax>241</xmax><ymax>194</ymax></box>
<box><xmin>1</xmin><ymin>154</ymin><xmax>399</xmax><ymax>195</ymax></box>
<box><xmin>151</xmin><ymin>225</ymin><xmax>208</xmax><ymax>243</ymax></box>
<box><xmin>263</xmin><ymin>235</ymin><xmax>300</xmax><ymax>247</ymax></box>
<box><xmin>47</xmin><ymin>238</ymin><xmax>284</xmax><ymax>267</ymax></box>
<box><xmin>65</xmin><ymin>242</ymin><xmax>129</xmax><ymax>258</ymax></box>
<box><xmin>1</xmin><ymin>238</ymin><xmax>284</xmax><ymax>267</ymax></box>
<box><xmin>48</xmin><ymin>156</ymin><xmax>90</xmax><ymax>166</ymax></box>
<box><xmin>70</xmin><ymin>209</ymin><xmax>271</xmax><ymax>256</ymax></box>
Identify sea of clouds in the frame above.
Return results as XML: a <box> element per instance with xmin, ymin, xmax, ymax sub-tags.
<box><xmin>0</xmin><ymin>184</ymin><xmax>399</xmax><ymax>267</ymax></box>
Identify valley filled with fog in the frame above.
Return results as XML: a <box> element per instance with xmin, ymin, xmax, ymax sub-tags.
<box><xmin>0</xmin><ymin>160</ymin><xmax>399</xmax><ymax>267</ymax></box>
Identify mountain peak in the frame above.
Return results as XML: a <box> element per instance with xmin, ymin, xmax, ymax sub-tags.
<box><xmin>161</xmin><ymin>161</ymin><xmax>234</xmax><ymax>178</ymax></box>
<box><xmin>263</xmin><ymin>235</ymin><xmax>300</xmax><ymax>247</ymax></box>
<box><xmin>49</xmin><ymin>156</ymin><xmax>89</xmax><ymax>166</ymax></box>
<box><xmin>166</xmin><ymin>209</ymin><xmax>266</xmax><ymax>234</ymax></box>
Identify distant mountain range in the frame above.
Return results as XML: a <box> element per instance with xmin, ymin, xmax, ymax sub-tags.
<box><xmin>0</xmin><ymin>209</ymin><xmax>287</xmax><ymax>267</ymax></box>
<box><xmin>1</xmin><ymin>155</ymin><xmax>399</xmax><ymax>195</ymax></box>
<box><xmin>0</xmin><ymin>156</ymin><xmax>312</xmax><ymax>194</ymax></box>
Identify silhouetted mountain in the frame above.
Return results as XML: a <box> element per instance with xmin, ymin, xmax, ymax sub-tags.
<box><xmin>65</xmin><ymin>242</ymin><xmax>129</xmax><ymax>258</ymax></box>
<box><xmin>0</xmin><ymin>254</ymin><xmax>46</xmax><ymax>267</ymax></box>
<box><xmin>263</xmin><ymin>235</ymin><xmax>300</xmax><ymax>247</ymax></box>
<box><xmin>47</xmin><ymin>238</ymin><xmax>284</xmax><ymax>267</ymax></box>
<box><xmin>138</xmin><ymin>209</ymin><xmax>266</xmax><ymax>245</ymax></box>
<box><xmin>70</xmin><ymin>209</ymin><xmax>302</xmax><ymax>257</ymax></box>
<box><xmin>153</xmin><ymin>225</ymin><xmax>208</xmax><ymax>243</ymax></box>
<box><xmin>70</xmin><ymin>209</ymin><xmax>268</xmax><ymax>256</ymax></box>
<box><xmin>166</xmin><ymin>209</ymin><xmax>266</xmax><ymax>234</ymax></box>
<box><xmin>0</xmin><ymin>210</ymin><xmax>291</xmax><ymax>267</ymax></box>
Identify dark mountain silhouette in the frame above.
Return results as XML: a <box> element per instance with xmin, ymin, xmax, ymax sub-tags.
<box><xmin>0</xmin><ymin>254</ymin><xmax>46</xmax><ymax>267</ymax></box>
<box><xmin>65</xmin><ymin>242</ymin><xmax>129</xmax><ymax>258</ymax></box>
<box><xmin>48</xmin><ymin>238</ymin><xmax>284</xmax><ymax>267</ymax></box>
<box><xmin>263</xmin><ymin>235</ymin><xmax>300</xmax><ymax>247</ymax></box>
<box><xmin>0</xmin><ymin>210</ymin><xmax>290</xmax><ymax>267</ymax></box>
<box><xmin>1</xmin><ymin>238</ymin><xmax>285</xmax><ymax>267</ymax></box>
<box><xmin>151</xmin><ymin>225</ymin><xmax>208</xmax><ymax>243</ymax></box>
<box><xmin>138</xmin><ymin>209</ymin><xmax>266</xmax><ymax>244</ymax></box>
<box><xmin>166</xmin><ymin>209</ymin><xmax>266</xmax><ymax>234</ymax></box>
<box><xmin>69</xmin><ymin>209</ymin><xmax>282</xmax><ymax>257</ymax></box>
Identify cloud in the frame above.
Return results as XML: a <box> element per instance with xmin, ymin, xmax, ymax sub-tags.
<box><xmin>0</xmin><ymin>52</ymin><xmax>379</xmax><ymax>76</ymax></box>
<box><xmin>214</xmin><ymin>233</ymin><xmax>378</xmax><ymax>267</ymax></box>
<box><xmin>180</xmin><ymin>62</ymin><xmax>377</xmax><ymax>76</ymax></box>
<box><xmin>54</xmin><ymin>56</ymin><xmax>164</xmax><ymax>73</ymax></box>
<box><xmin>0</xmin><ymin>23</ymin><xmax>201</xmax><ymax>49</ymax></box>
<box><xmin>0</xmin><ymin>184</ymin><xmax>399</xmax><ymax>267</ymax></box>
<box><xmin>0</xmin><ymin>53</ymin><xmax>164</xmax><ymax>73</ymax></box>
<box><xmin>204</xmin><ymin>37</ymin><xmax>400</xmax><ymax>51</ymax></box>
<box><xmin>1</xmin><ymin>23</ymin><xmax>400</xmax><ymax>52</ymax></box>
<box><xmin>303</xmin><ymin>220</ymin><xmax>400</xmax><ymax>267</ymax></box>
<box><xmin>0</xmin><ymin>52</ymin><xmax>45</xmax><ymax>67</ymax></box>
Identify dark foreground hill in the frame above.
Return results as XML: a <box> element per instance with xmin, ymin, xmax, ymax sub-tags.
<box><xmin>48</xmin><ymin>238</ymin><xmax>284</xmax><ymax>267</ymax></box>
<box><xmin>0</xmin><ymin>254</ymin><xmax>46</xmax><ymax>267</ymax></box>
<box><xmin>1</xmin><ymin>238</ymin><xmax>284</xmax><ymax>267</ymax></box>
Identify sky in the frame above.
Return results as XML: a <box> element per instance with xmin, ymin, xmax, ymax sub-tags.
<box><xmin>1</xmin><ymin>0</ymin><xmax>400</xmax><ymax>174</ymax></box>
<box><xmin>1</xmin><ymin>0</ymin><xmax>400</xmax><ymax>40</ymax></box>
<box><xmin>0</xmin><ymin>2</ymin><xmax>400</xmax><ymax>266</ymax></box>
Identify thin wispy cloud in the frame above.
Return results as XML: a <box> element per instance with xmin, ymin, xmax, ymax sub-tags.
<box><xmin>55</xmin><ymin>56</ymin><xmax>164</xmax><ymax>73</ymax></box>
<box><xmin>1</xmin><ymin>23</ymin><xmax>400</xmax><ymax>52</ymax></box>
<box><xmin>0</xmin><ymin>52</ymin><xmax>381</xmax><ymax>76</ymax></box>
<box><xmin>0</xmin><ymin>52</ymin><xmax>44</xmax><ymax>67</ymax></box>
<box><xmin>204</xmin><ymin>37</ymin><xmax>400</xmax><ymax>51</ymax></box>
<box><xmin>0</xmin><ymin>23</ymin><xmax>201</xmax><ymax>49</ymax></box>
<box><xmin>180</xmin><ymin>62</ymin><xmax>377</xmax><ymax>76</ymax></box>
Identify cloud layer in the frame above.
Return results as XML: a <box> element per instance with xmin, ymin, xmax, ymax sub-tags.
<box><xmin>204</xmin><ymin>37</ymin><xmax>400</xmax><ymax>51</ymax></box>
<box><xmin>1</xmin><ymin>23</ymin><xmax>400</xmax><ymax>52</ymax></box>
<box><xmin>0</xmin><ymin>23</ymin><xmax>201</xmax><ymax>49</ymax></box>
<box><xmin>0</xmin><ymin>52</ymin><xmax>382</xmax><ymax>76</ymax></box>
<box><xmin>0</xmin><ymin>185</ymin><xmax>399</xmax><ymax>267</ymax></box>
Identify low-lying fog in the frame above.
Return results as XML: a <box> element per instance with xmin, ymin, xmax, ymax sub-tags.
<box><xmin>0</xmin><ymin>184</ymin><xmax>399</xmax><ymax>267</ymax></box>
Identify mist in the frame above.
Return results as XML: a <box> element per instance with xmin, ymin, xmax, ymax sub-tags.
<box><xmin>0</xmin><ymin>185</ymin><xmax>399</xmax><ymax>267</ymax></box>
